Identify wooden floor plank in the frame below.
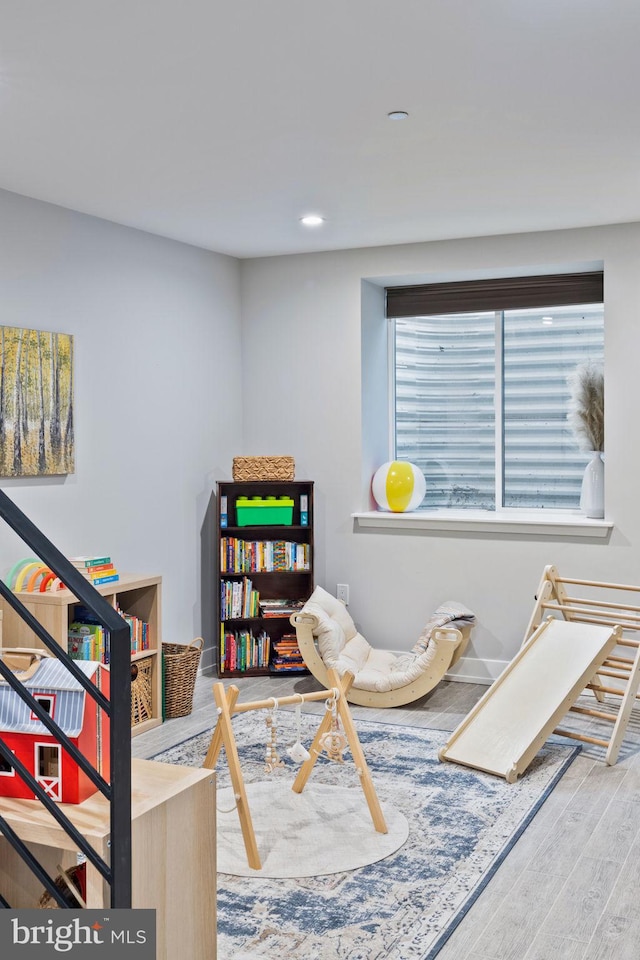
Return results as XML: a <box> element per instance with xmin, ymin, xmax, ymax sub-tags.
<box><xmin>471</xmin><ymin>869</ymin><xmax>566</xmax><ymax>960</ymax></box>
<box><xmin>526</xmin><ymin>809</ymin><xmax>603</xmax><ymax>879</ymax></box>
<box><xmin>583</xmin><ymin>914</ymin><xmax>640</xmax><ymax>960</ymax></box>
<box><xmin>564</xmin><ymin>763</ymin><xmax>629</xmax><ymax>817</ymax></box>
<box><xmin>604</xmin><ymin>834</ymin><xmax>640</xmax><ymax>921</ymax></box>
<box><xmin>523</xmin><ymin>934</ymin><xmax>587</xmax><ymax>960</ymax></box>
<box><xmin>583</xmin><ymin>799</ymin><xmax>640</xmax><ymax>863</ymax></box>
<box><xmin>537</xmin><ymin>857</ymin><xmax>621</xmax><ymax>942</ymax></box>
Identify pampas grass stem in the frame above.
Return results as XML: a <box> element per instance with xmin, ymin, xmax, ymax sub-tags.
<box><xmin>567</xmin><ymin>361</ymin><xmax>604</xmax><ymax>452</ymax></box>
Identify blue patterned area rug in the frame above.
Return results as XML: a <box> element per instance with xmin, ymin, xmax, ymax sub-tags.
<box><xmin>154</xmin><ymin>713</ymin><xmax>579</xmax><ymax>960</ymax></box>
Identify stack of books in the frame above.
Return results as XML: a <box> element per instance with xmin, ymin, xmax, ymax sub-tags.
<box><xmin>68</xmin><ymin>555</ymin><xmax>119</xmax><ymax>586</ymax></box>
<box><xmin>270</xmin><ymin>632</ymin><xmax>307</xmax><ymax>673</ymax></box>
<box><xmin>258</xmin><ymin>598</ymin><xmax>305</xmax><ymax>619</ymax></box>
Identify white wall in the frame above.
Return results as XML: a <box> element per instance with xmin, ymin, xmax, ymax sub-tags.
<box><xmin>0</xmin><ymin>189</ymin><xmax>243</xmax><ymax>668</ymax></box>
<box><xmin>240</xmin><ymin>223</ymin><xmax>640</xmax><ymax>679</ymax></box>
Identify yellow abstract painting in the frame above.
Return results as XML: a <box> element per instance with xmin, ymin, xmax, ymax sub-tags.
<box><xmin>0</xmin><ymin>326</ymin><xmax>74</xmax><ymax>476</ymax></box>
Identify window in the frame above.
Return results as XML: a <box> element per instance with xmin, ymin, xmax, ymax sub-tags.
<box><xmin>388</xmin><ymin>272</ymin><xmax>604</xmax><ymax>511</ymax></box>
<box><xmin>30</xmin><ymin>694</ymin><xmax>55</xmax><ymax>720</ymax></box>
<box><xmin>0</xmin><ymin>752</ymin><xmax>15</xmax><ymax>776</ymax></box>
<box><xmin>37</xmin><ymin>744</ymin><xmax>60</xmax><ymax>778</ymax></box>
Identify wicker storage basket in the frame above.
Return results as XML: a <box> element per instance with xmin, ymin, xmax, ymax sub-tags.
<box><xmin>131</xmin><ymin>656</ymin><xmax>154</xmax><ymax>727</ymax></box>
<box><xmin>232</xmin><ymin>456</ymin><xmax>295</xmax><ymax>481</ymax></box>
<box><xmin>38</xmin><ymin>863</ymin><xmax>87</xmax><ymax>909</ymax></box>
<box><xmin>163</xmin><ymin>637</ymin><xmax>203</xmax><ymax>719</ymax></box>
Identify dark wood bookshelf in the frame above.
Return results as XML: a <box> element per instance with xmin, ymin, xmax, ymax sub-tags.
<box><xmin>215</xmin><ymin>480</ymin><xmax>314</xmax><ymax>677</ymax></box>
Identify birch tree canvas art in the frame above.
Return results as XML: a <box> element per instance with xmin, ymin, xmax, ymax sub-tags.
<box><xmin>0</xmin><ymin>326</ymin><xmax>74</xmax><ymax>476</ymax></box>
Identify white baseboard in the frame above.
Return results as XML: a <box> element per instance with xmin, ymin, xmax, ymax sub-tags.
<box><xmin>445</xmin><ymin>656</ymin><xmax>509</xmax><ymax>685</ymax></box>
<box><xmin>199</xmin><ymin>651</ymin><xmax>508</xmax><ymax>686</ymax></box>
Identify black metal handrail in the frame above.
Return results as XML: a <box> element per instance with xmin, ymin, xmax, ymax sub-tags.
<box><xmin>0</xmin><ymin>488</ymin><xmax>132</xmax><ymax>908</ymax></box>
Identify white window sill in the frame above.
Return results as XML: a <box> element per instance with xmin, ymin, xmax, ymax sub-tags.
<box><xmin>352</xmin><ymin>509</ymin><xmax>613</xmax><ymax>539</ymax></box>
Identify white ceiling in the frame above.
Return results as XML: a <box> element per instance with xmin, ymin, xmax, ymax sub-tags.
<box><xmin>1</xmin><ymin>2</ymin><xmax>639</xmax><ymax>259</ymax></box>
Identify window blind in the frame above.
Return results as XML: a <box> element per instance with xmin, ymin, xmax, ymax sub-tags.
<box><xmin>387</xmin><ymin>271</ymin><xmax>604</xmax><ymax>319</ymax></box>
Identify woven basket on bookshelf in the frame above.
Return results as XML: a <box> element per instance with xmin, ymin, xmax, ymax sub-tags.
<box><xmin>163</xmin><ymin>637</ymin><xmax>203</xmax><ymax>719</ymax></box>
<box><xmin>130</xmin><ymin>656</ymin><xmax>154</xmax><ymax>727</ymax></box>
<box><xmin>232</xmin><ymin>456</ymin><xmax>295</xmax><ymax>481</ymax></box>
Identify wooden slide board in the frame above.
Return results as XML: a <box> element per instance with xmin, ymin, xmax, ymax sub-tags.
<box><xmin>438</xmin><ymin>617</ymin><xmax>619</xmax><ymax>782</ymax></box>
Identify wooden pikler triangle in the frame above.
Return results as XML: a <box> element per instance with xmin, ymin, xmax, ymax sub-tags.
<box><xmin>203</xmin><ymin>668</ymin><xmax>387</xmax><ymax>870</ymax></box>
<box><xmin>522</xmin><ymin>564</ymin><xmax>640</xmax><ymax>766</ymax></box>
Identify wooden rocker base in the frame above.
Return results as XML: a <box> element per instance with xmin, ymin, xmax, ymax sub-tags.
<box><xmin>292</xmin><ymin>612</ymin><xmax>472</xmax><ymax>708</ymax></box>
<box><xmin>203</xmin><ymin>669</ymin><xmax>387</xmax><ymax>870</ymax></box>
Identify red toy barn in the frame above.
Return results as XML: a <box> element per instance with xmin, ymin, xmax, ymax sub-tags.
<box><xmin>0</xmin><ymin>656</ymin><xmax>110</xmax><ymax>804</ymax></box>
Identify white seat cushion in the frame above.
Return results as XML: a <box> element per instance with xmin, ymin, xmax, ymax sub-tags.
<box><xmin>301</xmin><ymin>586</ymin><xmax>371</xmax><ymax>674</ymax></box>
<box><xmin>300</xmin><ymin>587</ymin><xmax>474</xmax><ymax>692</ymax></box>
<box><xmin>302</xmin><ymin>587</ymin><xmax>475</xmax><ymax>693</ymax></box>
<box><xmin>301</xmin><ymin>586</ymin><xmax>409</xmax><ymax>688</ymax></box>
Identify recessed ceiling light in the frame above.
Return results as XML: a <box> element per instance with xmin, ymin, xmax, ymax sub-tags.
<box><xmin>542</xmin><ymin>316</ymin><xmax>554</xmax><ymax>325</ymax></box>
<box><xmin>387</xmin><ymin>111</ymin><xmax>409</xmax><ymax>120</ymax></box>
<box><xmin>299</xmin><ymin>215</ymin><xmax>325</xmax><ymax>227</ymax></box>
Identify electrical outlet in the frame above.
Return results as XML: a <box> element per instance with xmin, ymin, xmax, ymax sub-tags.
<box><xmin>337</xmin><ymin>583</ymin><xmax>349</xmax><ymax>605</ymax></box>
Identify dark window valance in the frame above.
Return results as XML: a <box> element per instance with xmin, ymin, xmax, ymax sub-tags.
<box><xmin>386</xmin><ymin>271</ymin><xmax>604</xmax><ymax>318</ymax></box>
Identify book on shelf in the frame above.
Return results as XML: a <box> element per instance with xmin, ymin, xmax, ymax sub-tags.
<box><xmin>78</xmin><ymin>562</ymin><xmax>115</xmax><ymax>574</ymax></box>
<box><xmin>115</xmin><ymin>602</ymin><xmax>150</xmax><ymax>654</ymax></box>
<box><xmin>220</xmin><ymin>577</ymin><xmax>260</xmax><ymax>620</ymax></box>
<box><xmin>259</xmin><ymin>598</ymin><xmax>305</xmax><ymax>618</ymax></box>
<box><xmin>220</xmin><ymin>538</ymin><xmax>310</xmax><ymax>574</ymax></box>
<box><xmin>70</xmin><ymin>603</ymin><xmax>149</xmax><ymax>657</ymax></box>
<box><xmin>270</xmin><ymin>630</ymin><xmax>307</xmax><ymax>672</ymax></box>
<box><xmin>69</xmin><ymin>556</ymin><xmax>111</xmax><ymax>568</ymax></box>
<box><xmin>84</xmin><ymin>571</ymin><xmax>119</xmax><ymax>586</ymax></box>
<box><xmin>68</xmin><ymin>620</ymin><xmax>109</xmax><ymax>664</ymax></box>
<box><xmin>273</xmin><ymin>636</ymin><xmax>302</xmax><ymax>653</ymax></box>
<box><xmin>220</xmin><ymin>626</ymin><xmax>270</xmax><ymax>673</ymax></box>
<box><xmin>88</xmin><ymin>571</ymin><xmax>120</xmax><ymax>587</ymax></box>
<box><xmin>68</xmin><ymin>556</ymin><xmax>119</xmax><ymax>585</ymax></box>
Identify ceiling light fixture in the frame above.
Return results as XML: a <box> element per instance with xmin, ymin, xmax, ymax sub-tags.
<box><xmin>542</xmin><ymin>316</ymin><xmax>554</xmax><ymax>325</ymax></box>
<box><xmin>299</xmin><ymin>215</ymin><xmax>325</xmax><ymax>227</ymax></box>
<box><xmin>387</xmin><ymin>111</ymin><xmax>409</xmax><ymax>120</ymax></box>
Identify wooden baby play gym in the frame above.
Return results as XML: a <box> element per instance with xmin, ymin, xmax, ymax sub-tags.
<box><xmin>203</xmin><ymin>667</ymin><xmax>387</xmax><ymax>870</ymax></box>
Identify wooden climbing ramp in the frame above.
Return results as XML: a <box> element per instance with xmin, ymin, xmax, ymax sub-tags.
<box><xmin>439</xmin><ymin>616</ymin><xmax>620</xmax><ymax>781</ymax></box>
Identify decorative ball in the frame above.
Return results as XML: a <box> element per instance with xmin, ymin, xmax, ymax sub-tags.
<box><xmin>372</xmin><ymin>460</ymin><xmax>426</xmax><ymax>512</ymax></box>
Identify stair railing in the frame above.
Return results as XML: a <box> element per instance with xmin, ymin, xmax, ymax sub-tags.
<box><xmin>0</xmin><ymin>488</ymin><xmax>131</xmax><ymax>908</ymax></box>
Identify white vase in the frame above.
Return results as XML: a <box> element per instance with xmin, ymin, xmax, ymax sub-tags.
<box><xmin>580</xmin><ymin>451</ymin><xmax>604</xmax><ymax>519</ymax></box>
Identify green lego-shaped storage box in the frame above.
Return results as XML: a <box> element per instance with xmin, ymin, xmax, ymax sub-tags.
<box><xmin>235</xmin><ymin>495</ymin><xmax>294</xmax><ymax>526</ymax></box>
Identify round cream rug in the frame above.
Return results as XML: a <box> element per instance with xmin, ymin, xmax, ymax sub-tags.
<box><xmin>216</xmin><ymin>780</ymin><xmax>409</xmax><ymax>878</ymax></box>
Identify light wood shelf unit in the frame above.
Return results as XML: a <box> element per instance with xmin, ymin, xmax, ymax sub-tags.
<box><xmin>0</xmin><ymin>757</ymin><xmax>216</xmax><ymax>960</ymax></box>
<box><xmin>0</xmin><ymin>573</ymin><xmax>163</xmax><ymax>736</ymax></box>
